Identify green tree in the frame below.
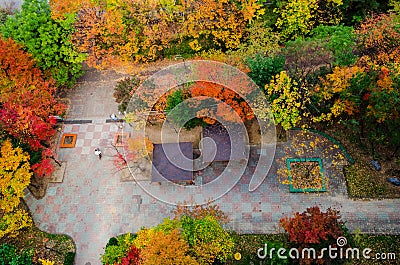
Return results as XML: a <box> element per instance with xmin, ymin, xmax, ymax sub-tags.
<box><xmin>310</xmin><ymin>25</ymin><xmax>357</xmax><ymax>66</ymax></box>
<box><xmin>1</xmin><ymin>0</ymin><xmax>85</xmax><ymax>88</ymax></box>
<box><xmin>165</xmin><ymin>88</ymin><xmax>205</xmax><ymax>130</ymax></box>
<box><xmin>341</xmin><ymin>0</ymin><xmax>389</xmax><ymax>24</ymax></box>
<box><xmin>246</xmin><ymin>54</ymin><xmax>285</xmax><ymax>90</ymax></box>
<box><xmin>180</xmin><ymin>215</ymin><xmax>234</xmax><ymax>265</ymax></box>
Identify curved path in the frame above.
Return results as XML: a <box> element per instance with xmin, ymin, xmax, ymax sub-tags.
<box><xmin>25</xmin><ymin>69</ymin><xmax>400</xmax><ymax>265</ymax></box>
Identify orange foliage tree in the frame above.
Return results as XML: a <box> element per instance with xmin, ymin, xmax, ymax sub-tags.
<box><xmin>49</xmin><ymin>0</ymin><xmax>91</xmax><ymax>20</ymax></box>
<box><xmin>70</xmin><ymin>0</ymin><xmax>263</xmax><ymax>67</ymax></box>
<box><xmin>356</xmin><ymin>13</ymin><xmax>400</xmax><ymax>64</ymax></box>
<box><xmin>190</xmin><ymin>81</ymin><xmax>255</xmax><ymax>124</ymax></box>
<box><xmin>135</xmin><ymin>229</ymin><xmax>199</xmax><ymax>265</ymax></box>
<box><xmin>0</xmin><ymin>38</ymin><xmax>65</xmax><ymax>177</ymax></box>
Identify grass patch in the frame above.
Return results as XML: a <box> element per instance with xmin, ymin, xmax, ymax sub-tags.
<box><xmin>325</xmin><ymin>126</ymin><xmax>400</xmax><ymax>199</ymax></box>
<box><xmin>345</xmin><ymin>161</ymin><xmax>387</xmax><ymax>198</ymax></box>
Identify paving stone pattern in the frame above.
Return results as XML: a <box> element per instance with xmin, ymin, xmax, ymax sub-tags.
<box><xmin>25</xmin><ymin>69</ymin><xmax>400</xmax><ymax>265</ymax></box>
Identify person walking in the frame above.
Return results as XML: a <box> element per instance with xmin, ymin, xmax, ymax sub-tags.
<box><xmin>94</xmin><ymin>148</ymin><xmax>102</xmax><ymax>160</ymax></box>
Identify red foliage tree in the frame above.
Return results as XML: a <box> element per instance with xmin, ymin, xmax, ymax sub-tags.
<box><xmin>0</xmin><ymin>38</ymin><xmax>65</xmax><ymax>177</ymax></box>
<box><xmin>280</xmin><ymin>206</ymin><xmax>344</xmax><ymax>245</ymax></box>
<box><xmin>280</xmin><ymin>206</ymin><xmax>345</xmax><ymax>264</ymax></box>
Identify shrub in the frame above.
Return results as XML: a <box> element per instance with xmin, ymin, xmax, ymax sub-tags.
<box><xmin>0</xmin><ymin>243</ymin><xmax>32</xmax><ymax>265</ymax></box>
<box><xmin>0</xmin><ymin>243</ymin><xmax>16</xmax><ymax>265</ymax></box>
<box><xmin>63</xmin><ymin>252</ymin><xmax>75</xmax><ymax>265</ymax></box>
<box><xmin>180</xmin><ymin>215</ymin><xmax>234</xmax><ymax>264</ymax></box>
<box><xmin>137</xmin><ymin>229</ymin><xmax>198</xmax><ymax>265</ymax></box>
<box><xmin>101</xmin><ymin>245</ymin><xmax>127</xmax><ymax>265</ymax></box>
<box><xmin>106</xmin><ymin>237</ymin><xmax>119</xmax><ymax>248</ymax></box>
<box><xmin>101</xmin><ymin>233</ymin><xmax>136</xmax><ymax>265</ymax></box>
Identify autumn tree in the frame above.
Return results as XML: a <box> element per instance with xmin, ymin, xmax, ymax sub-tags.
<box><xmin>312</xmin><ymin>60</ymin><xmax>400</xmax><ymax>157</ymax></box>
<box><xmin>190</xmin><ymin>81</ymin><xmax>255</xmax><ymax>124</ymax></box>
<box><xmin>163</xmin><ymin>81</ymin><xmax>256</xmax><ymax>130</ymax></box>
<box><xmin>0</xmin><ymin>140</ymin><xmax>33</xmax><ymax>239</ymax></box>
<box><xmin>274</xmin><ymin>0</ymin><xmax>343</xmax><ymax>41</ymax></box>
<box><xmin>355</xmin><ymin>13</ymin><xmax>400</xmax><ymax>64</ymax></box>
<box><xmin>234</xmin><ymin>20</ymin><xmax>281</xmax><ymax>58</ymax></box>
<box><xmin>312</xmin><ymin>65</ymin><xmax>364</xmax><ymax>123</ymax></box>
<box><xmin>179</xmin><ymin>215</ymin><xmax>234</xmax><ymax>265</ymax></box>
<box><xmin>71</xmin><ymin>0</ymin><xmax>264</xmax><ymax>67</ymax></box>
<box><xmin>135</xmin><ymin>229</ymin><xmax>199</xmax><ymax>265</ymax></box>
<box><xmin>280</xmin><ymin>206</ymin><xmax>345</xmax><ymax>264</ymax></box>
<box><xmin>0</xmin><ymin>37</ymin><xmax>65</xmax><ymax>177</ymax></box>
<box><xmin>49</xmin><ymin>0</ymin><xmax>91</xmax><ymax>20</ymax></box>
<box><xmin>114</xmin><ymin>76</ymin><xmax>141</xmax><ymax>113</ymax></box>
<box><xmin>183</xmin><ymin>0</ymin><xmax>258</xmax><ymax>50</ymax></box>
<box><xmin>1</xmin><ymin>0</ymin><xmax>85</xmax><ymax>88</ymax></box>
<box><xmin>146</xmin><ymin>214</ymin><xmax>234</xmax><ymax>265</ymax></box>
<box><xmin>265</xmin><ymin>71</ymin><xmax>310</xmax><ymax>131</ymax></box>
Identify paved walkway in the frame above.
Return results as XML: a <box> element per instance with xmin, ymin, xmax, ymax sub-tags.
<box><xmin>25</xmin><ymin>69</ymin><xmax>400</xmax><ymax>265</ymax></box>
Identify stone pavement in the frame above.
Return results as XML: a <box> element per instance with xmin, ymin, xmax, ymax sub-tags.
<box><xmin>24</xmin><ymin>69</ymin><xmax>400</xmax><ymax>265</ymax></box>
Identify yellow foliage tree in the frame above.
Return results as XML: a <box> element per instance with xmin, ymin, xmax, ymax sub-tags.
<box><xmin>265</xmin><ymin>71</ymin><xmax>309</xmax><ymax>130</ymax></box>
<box><xmin>275</xmin><ymin>0</ymin><xmax>343</xmax><ymax>40</ymax></box>
<box><xmin>0</xmin><ymin>140</ymin><xmax>32</xmax><ymax>238</ymax></box>
<box><xmin>275</xmin><ymin>0</ymin><xmax>318</xmax><ymax>40</ymax></box>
